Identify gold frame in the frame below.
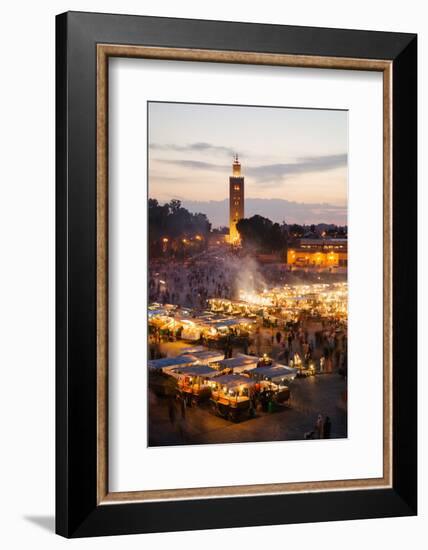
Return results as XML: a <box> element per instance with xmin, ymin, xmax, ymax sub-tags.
<box><xmin>96</xmin><ymin>44</ymin><xmax>392</xmax><ymax>504</ymax></box>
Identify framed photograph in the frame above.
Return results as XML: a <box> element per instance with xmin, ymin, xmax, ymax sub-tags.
<box><xmin>56</xmin><ymin>11</ymin><xmax>417</xmax><ymax>537</ymax></box>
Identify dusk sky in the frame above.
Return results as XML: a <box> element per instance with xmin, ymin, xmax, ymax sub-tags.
<box><xmin>148</xmin><ymin>102</ymin><xmax>348</xmax><ymax>226</ymax></box>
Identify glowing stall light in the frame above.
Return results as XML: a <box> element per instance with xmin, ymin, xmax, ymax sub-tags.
<box><xmin>208</xmin><ymin>282</ymin><xmax>348</xmax><ymax>321</ymax></box>
<box><xmin>239</xmin><ymin>290</ymin><xmax>273</xmax><ymax>306</ymax></box>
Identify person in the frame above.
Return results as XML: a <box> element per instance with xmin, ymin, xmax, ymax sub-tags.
<box><xmin>168</xmin><ymin>397</ymin><xmax>176</xmax><ymax>426</ymax></box>
<box><xmin>180</xmin><ymin>396</ymin><xmax>186</xmax><ymax>420</ymax></box>
<box><xmin>323</xmin><ymin>416</ymin><xmax>332</xmax><ymax>439</ymax></box>
<box><xmin>302</xmin><ymin>341</ymin><xmax>309</xmax><ymax>366</ymax></box>
<box><xmin>249</xmin><ymin>394</ymin><xmax>256</xmax><ymax>418</ymax></box>
<box><xmin>243</xmin><ymin>338</ymin><xmax>249</xmax><ymax>355</ymax></box>
<box><xmin>283</xmin><ymin>341</ymin><xmax>290</xmax><ymax>364</ymax></box>
<box><xmin>315</xmin><ymin>413</ymin><xmax>323</xmax><ymax>438</ymax></box>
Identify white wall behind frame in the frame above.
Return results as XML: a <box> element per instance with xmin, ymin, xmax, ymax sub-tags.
<box><xmin>0</xmin><ymin>1</ymin><xmax>424</xmax><ymax>549</ymax></box>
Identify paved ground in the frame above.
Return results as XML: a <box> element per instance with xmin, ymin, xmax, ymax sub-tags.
<box><xmin>148</xmin><ymin>373</ymin><xmax>347</xmax><ymax>446</ymax></box>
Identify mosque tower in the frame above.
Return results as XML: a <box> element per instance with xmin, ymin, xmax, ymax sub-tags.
<box><xmin>229</xmin><ymin>154</ymin><xmax>245</xmax><ymax>244</ymax></box>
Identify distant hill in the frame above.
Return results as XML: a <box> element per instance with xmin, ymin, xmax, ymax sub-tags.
<box><xmin>181</xmin><ymin>198</ymin><xmax>347</xmax><ymax>227</ymax></box>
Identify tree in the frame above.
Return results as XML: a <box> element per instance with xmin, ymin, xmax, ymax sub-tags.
<box><xmin>236</xmin><ymin>215</ymin><xmax>287</xmax><ymax>253</ymax></box>
<box><xmin>288</xmin><ymin>223</ymin><xmax>305</xmax><ymax>237</ymax></box>
<box><xmin>169</xmin><ymin>199</ymin><xmax>182</xmax><ymax>214</ymax></box>
<box><xmin>148</xmin><ymin>199</ymin><xmax>212</xmax><ymax>257</ymax></box>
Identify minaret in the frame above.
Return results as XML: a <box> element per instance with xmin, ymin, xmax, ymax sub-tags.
<box><xmin>229</xmin><ymin>154</ymin><xmax>245</xmax><ymax>244</ymax></box>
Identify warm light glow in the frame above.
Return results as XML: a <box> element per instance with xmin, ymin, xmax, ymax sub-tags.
<box><xmin>233</xmin><ymin>282</ymin><xmax>348</xmax><ymax>320</ymax></box>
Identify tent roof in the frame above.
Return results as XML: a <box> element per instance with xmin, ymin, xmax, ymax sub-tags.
<box><xmin>148</xmin><ymin>356</ymin><xmax>197</xmax><ymax>370</ymax></box>
<box><xmin>212</xmin><ymin>374</ymin><xmax>256</xmax><ymax>388</ymax></box>
<box><xmin>247</xmin><ymin>365</ymin><xmax>297</xmax><ymax>380</ymax></box>
<box><xmin>172</xmin><ymin>365</ymin><xmax>219</xmax><ymax>377</ymax></box>
<box><xmin>182</xmin><ymin>350</ymin><xmax>224</xmax><ymax>361</ymax></box>
<box><xmin>216</xmin><ymin>356</ymin><xmax>258</xmax><ymax>369</ymax></box>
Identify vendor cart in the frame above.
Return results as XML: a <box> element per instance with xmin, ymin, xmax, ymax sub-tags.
<box><xmin>247</xmin><ymin>364</ymin><xmax>297</xmax><ymax>406</ymax></box>
<box><xmin>171</xmin><ymin>365</ymin><xmax>219</xmax><ymax>406</ymax></box>
<box><xmin>209</xmin><ymin>374</ymin><xmax>257</xmax><ymax>422</ymax></box>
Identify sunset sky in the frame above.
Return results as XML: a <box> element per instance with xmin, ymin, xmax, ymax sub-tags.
<box><xmin>148</xmin><ymin>102</ymin><xmax>348</xmax><ymax>226</ymax></box>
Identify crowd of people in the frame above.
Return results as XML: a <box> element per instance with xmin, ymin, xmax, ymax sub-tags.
<box><xmin>148</xmin><ymin>250</ymin><xmax>347</xmax><ymax>375</ymax></box>
<box><xmin>246</xmin><ymin>322</ymin><xmax>347</xmax><ymax>376</ymax></box>
<box><xmin>149</xmin><ymin>254</ymin><xmax>236</xmax><ymax>309</ymax></box>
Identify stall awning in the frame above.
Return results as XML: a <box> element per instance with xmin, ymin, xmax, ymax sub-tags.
<box><xmin>216</xmin><ymin>356</ymin><xmax>258</xmax><ymax>371</ymax></box>
<box><xmin>171</xmin><ymin>365</ymin><xmax>219</xmax><ymax>377</ymax></box>
<box><xmin>148</xmin><ymin>356</ymin><xmax>197</xmax><ymax>370</ymax></box>
<box><xmin>212</xmin><ymin>374</ymin><xmax>256</xmax><ymax>388</ymax></box>
<box><xmin>247</xmin><ymin>364</ymin><xmax>297</xmax><ymax>381</ymax></box>
<box><xmin>182</xmin><ymin>350</ymin><xmax>225</xmax><ymax>363</ymax></box>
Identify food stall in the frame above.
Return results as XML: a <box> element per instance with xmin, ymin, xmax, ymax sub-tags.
<box><xmin>178</xmin><ymin>345</ymin><xmax>206</xmax><ymax>355</ymax></box>
<box><xmin>148</xmin><ymin>355</ymin><xmax>197</xmax><ymax>374</ymax></box>
<box><xmin>148</xmin><ymin>312</ymin><xmax>176</xmax><ymax>331</ymax></box>
<box><xmin>247</xmin><ymin>364</ymin><xmax>297</xmax><ymax>405</ymax></box>
<box><xmin>177</xmin><ymin>318</ymin><xmax>207</xmax><ymax>341</ymax></box>
<box><xmin>148</xmin><ymin>356</ymin><xmax>198</xmax><ymax>397</ymax></box>
<box><xmin>170</xmin><ymin>365</ymin><xmax>219</xmax><ymax>404</ymax></box>
<box><xmin>215</xmin><ymin>354</ymin><xmax>259</xmax><ymax>374</ymax></box>
<box><xmin>209</xmin><ymin>282</ymin><xmax>348</xmax><ymax>326</ymax></box>
<box><xmin>289</xmin><ymin>353</ymin><xmax>316</xmax><ymax>377</ymax></box>
<box><xmin>181</xmin><ymin>349</ymin><xmax>225</xmax><ymax>364</ymax></box>
<box><xmin>209</xmin><ymin>374</ymin><xmax>257</xmax><ymax>422</ymax></box>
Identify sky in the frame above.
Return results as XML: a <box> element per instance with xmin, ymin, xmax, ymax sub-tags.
<box><xmin>148</xmin><ymin>101</ymin><xmax>348</xmax><ymax>226</ymax></box>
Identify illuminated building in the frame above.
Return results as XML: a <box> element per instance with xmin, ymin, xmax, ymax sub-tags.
<box><xmin>228</xmin><ymin>154</ymin><xmax>244</xmax><ymax>244</ymax></box>
<box><xmin>287</xmin><ymin>238</ymin><xmax>348</xmax><ymax>267</ymax></box>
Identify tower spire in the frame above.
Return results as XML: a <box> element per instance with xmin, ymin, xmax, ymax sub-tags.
<box><xmin>232</xmin><ymin>153</ymin><xmax>241</xmax><ymax>176</ymax></box>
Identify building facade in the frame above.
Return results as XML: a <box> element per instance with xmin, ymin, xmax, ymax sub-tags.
<box><xmin>287</xmin><ymin>238</ymin><xmax>348</xmax><ymax>267</ymax></box>
<box><xmin>228</xmin><ymin>154</ymin><xmax>244</xmax><ymax>244</ymax></box>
